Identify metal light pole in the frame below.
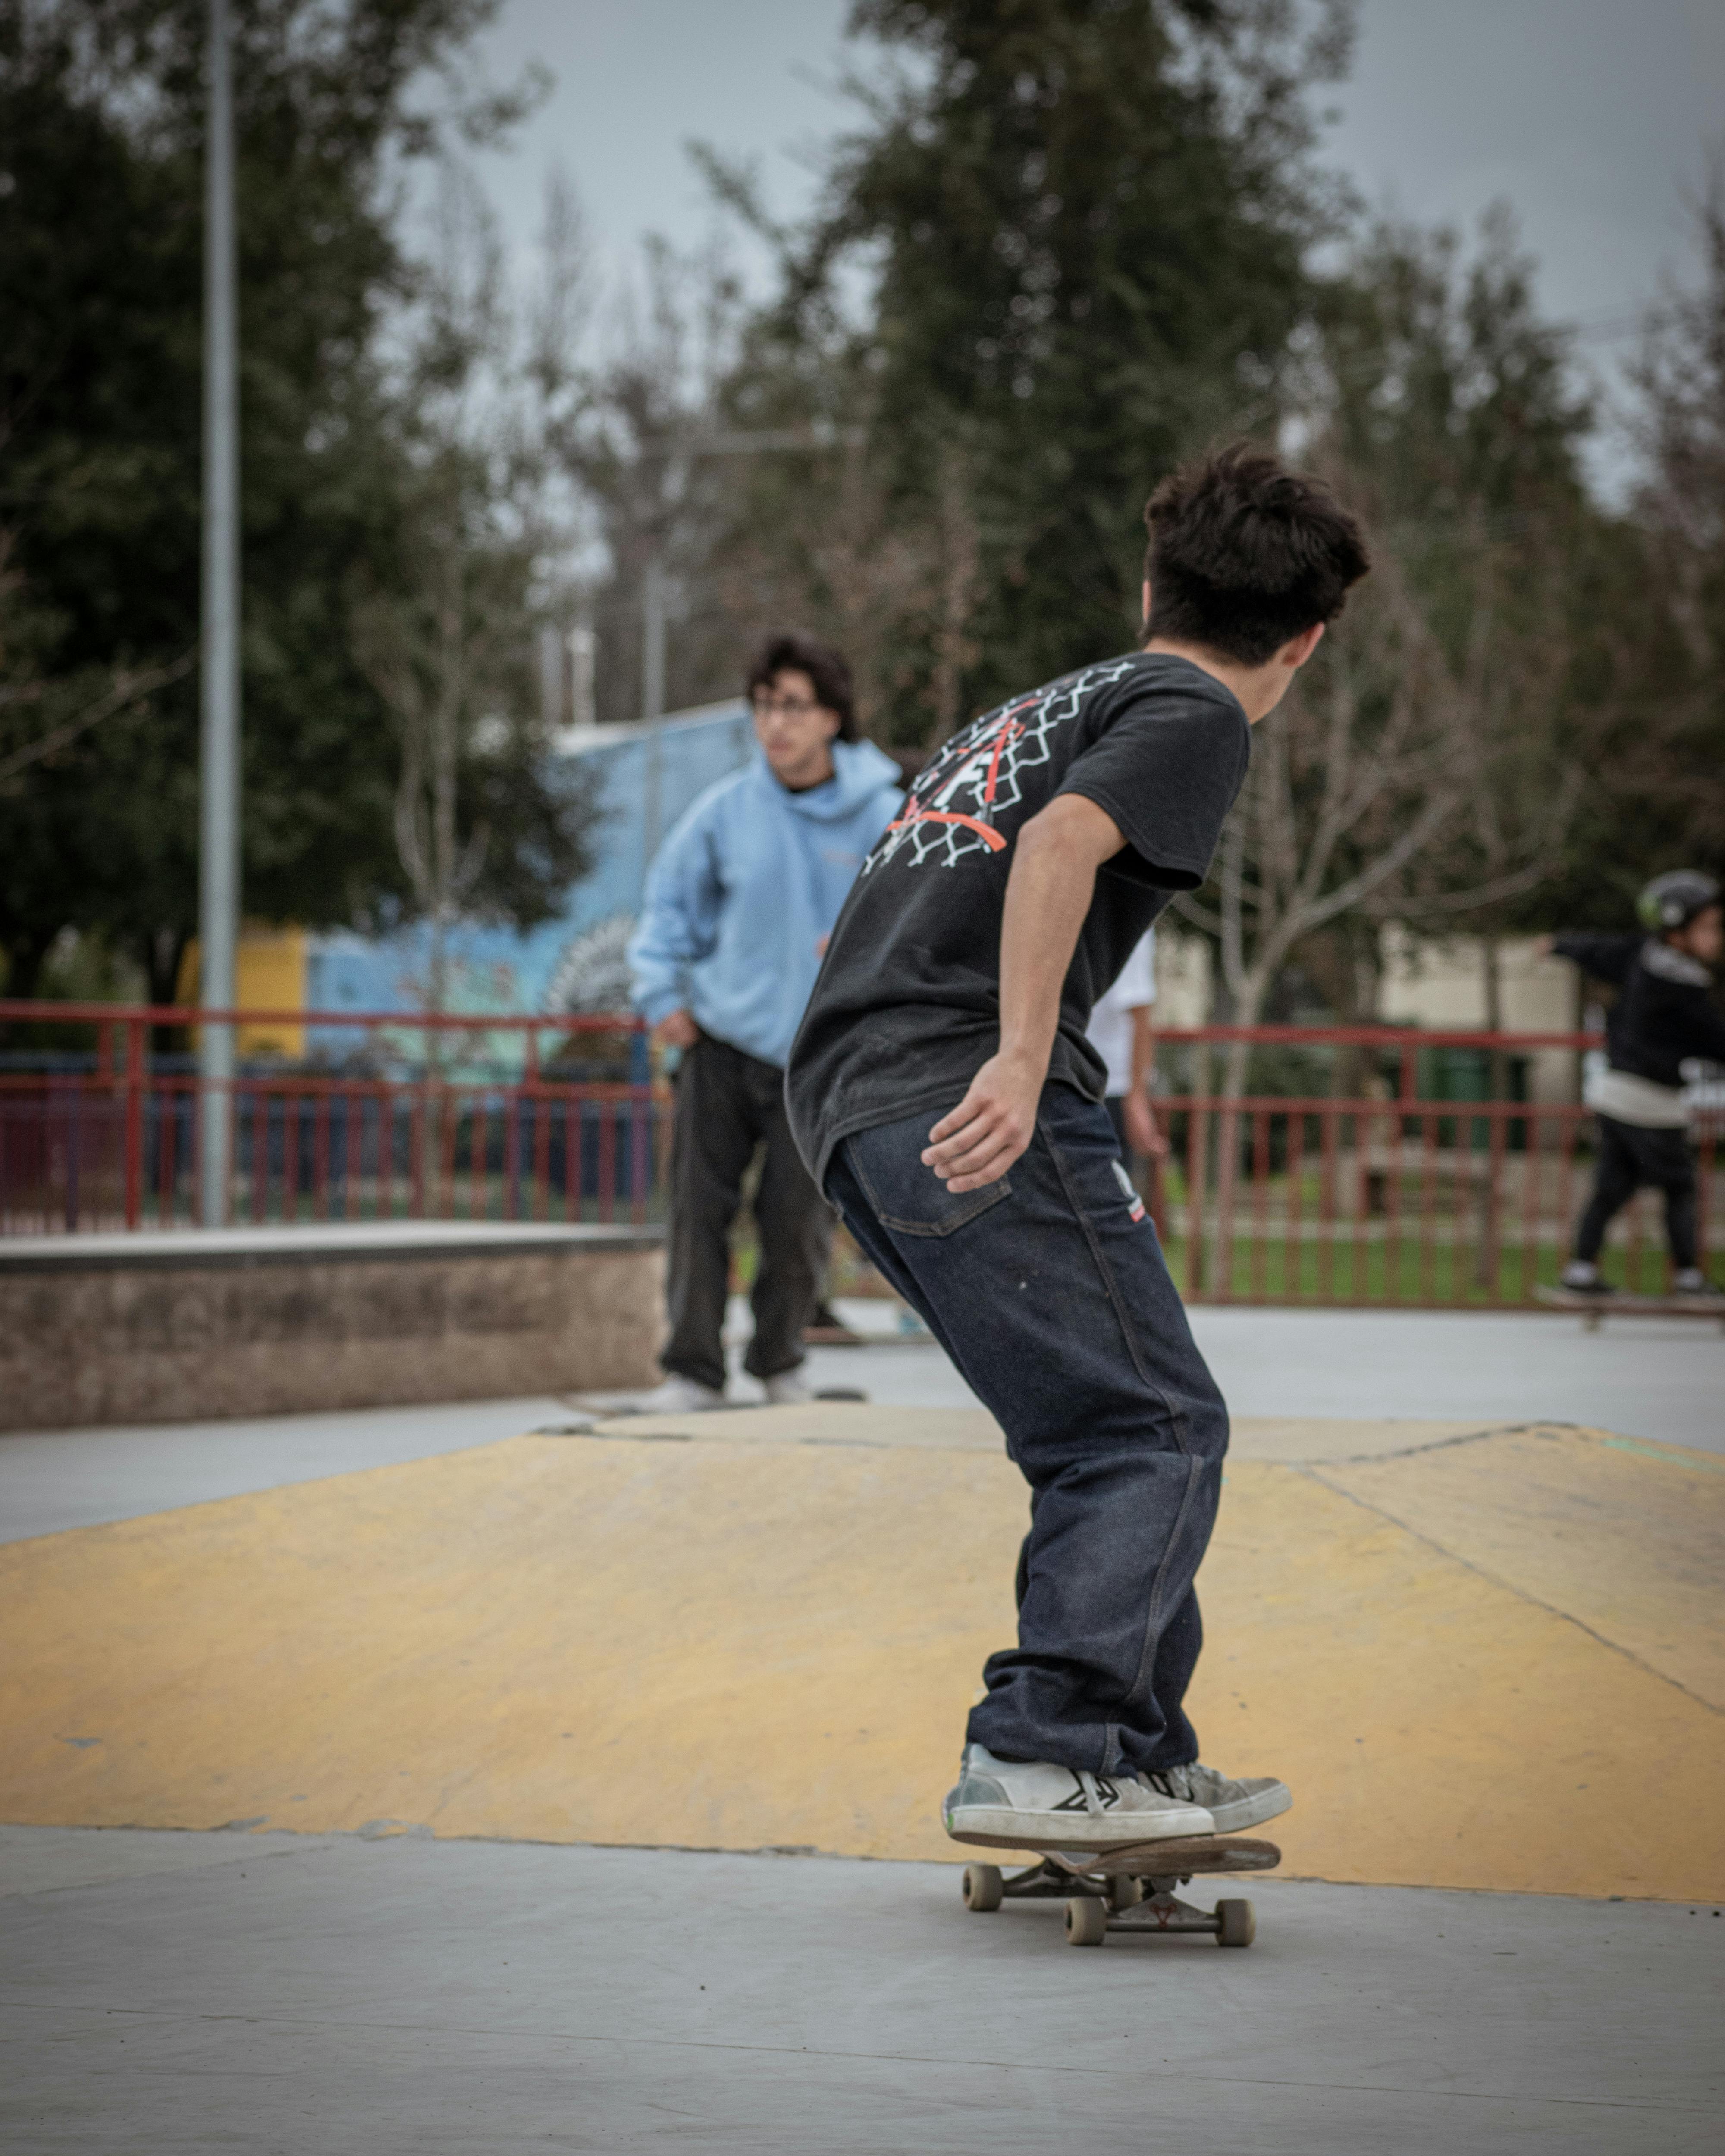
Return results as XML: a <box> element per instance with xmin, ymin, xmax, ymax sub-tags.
<box><xmin>640</xmin><ymin>552</ymin><xmax>668</xmax><ymax>863</ymax></box>
<box><xmin>198</xmin><ymin>0</ymin><xmax>240</xmax><ymax>1227</ymax></box>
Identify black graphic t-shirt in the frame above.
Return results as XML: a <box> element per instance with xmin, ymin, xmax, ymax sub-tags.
<box><xmin>785</xmin><ymin>651</ymin><xmax>1251</xmax><ymax>1189</ymax></box>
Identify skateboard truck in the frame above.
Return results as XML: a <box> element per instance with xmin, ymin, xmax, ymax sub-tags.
<box><xmin>955</xmin><ymin>1833</ymin><xmax>1279</xmax><ymax>1948</ymax></box>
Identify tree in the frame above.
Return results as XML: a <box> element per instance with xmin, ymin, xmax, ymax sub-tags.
<box><xmin>1603</xmin><ymin>164</ymin><xmax>1725</xmax><ymax>882</ymax></box>
<box><xmin>0</xmin><ymin>0</ymin><xmax>545</xmax><ymax>1002</ymax></box>
<box><xmin>1176</xmin><ymin>212</ymin><xmax>1594</xmax><ymax>1068</ymax></box>
<box><xmin>1182</xmin><ymin>511</ymin><xmax>1565</xmax><ymax>1062</ymax></box>
<box><xmin>699</xmin><ymin>0</ymin><xmax>1355</xmax><ymax>738</ymax></box>
<box><xmin>533</xmin><ymin>219</ymin><xmax>762</xmax><ymax>728</ymax></box>
<box><xmin>352</xmin><ymin>164</ymin><xmax>599</xmax><ymax>1022</ymax></box>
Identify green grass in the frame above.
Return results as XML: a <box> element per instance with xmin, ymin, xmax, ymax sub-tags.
<box><xmin>1155</xmin><ymin>1231</ymin><xmax>1688</xmax><ymax>1305</ymax></box>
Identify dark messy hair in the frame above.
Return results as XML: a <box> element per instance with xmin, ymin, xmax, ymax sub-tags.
<box><xmin>1143</xmin><ymin>442</ymin><xmax>1370</xmax><ymax>667</ymax></box>
<box><xmin>746</xmin><ymin>632</ymin><xmax>858</xmax><ymax>742</ymax></box>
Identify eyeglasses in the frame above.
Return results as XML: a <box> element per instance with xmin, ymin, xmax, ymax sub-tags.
<box><xmin>750</xmin><ymin>693</ymin><xmax>822</xmax><ymax>719</ymax></box>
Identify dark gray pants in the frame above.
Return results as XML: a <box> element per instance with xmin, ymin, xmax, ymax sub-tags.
<box><xmin>662</xmin><ymin>1033</ymin><xmax>831</xmax><ymax>1393</ymax></box>
<box><xmin>827</xmin><ymin>1084</ymin><xmax>1228</xmax><ymax>1776</ymax></box>
<box><xmin>1574</xmin><ymin>1114</ymin><xmax>1697</xmax><ymax>1270</ymax></box>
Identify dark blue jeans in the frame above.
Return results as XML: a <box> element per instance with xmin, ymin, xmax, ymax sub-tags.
<box><xmin>827</xmin><ymin>1083</ymin><xmax>1228</xmax><ymax>1778</ymax></box>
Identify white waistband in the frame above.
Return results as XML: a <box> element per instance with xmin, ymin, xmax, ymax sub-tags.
<box><xmin>1583</xmin><ymin>1066</ymin><xmax>1691</xmax><ymax>1128</ymax></box>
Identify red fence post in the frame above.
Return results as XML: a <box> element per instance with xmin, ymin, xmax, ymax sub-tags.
<box><xmin>123</xmin><ymin>1016</ymin><xmax>145</xmax><ymax>1230</ymax></box>
<box><xmin>1187</xmin><ymin>1040</ymin><xmax>1211</xmax><ymax>1299</ymax></box>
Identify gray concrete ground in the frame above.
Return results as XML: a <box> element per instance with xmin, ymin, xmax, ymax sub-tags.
<box><xmin>5</xmin><ymin>1305</ymin><xmax>1720</xmax><ymax>2151</ymax></box>
<box><xmin>1191</xmin><ymin>1305</ymin><xmax>1723</xmax><ymax>1448</ymax></box>
<box><xmin>2</xmin><ymin>1828</ymin><xmax>1717</xmax><ymax>2155</ymax></box>
<box><xmin>828</xmin><ymin>1303</ymin><xmax>1725</xmax><ymax>1453</ymax></box>
<box><xmin>0</xmin><ymin>1392</ymin><xmax>581</xmax><ymax>1545</ymax></box>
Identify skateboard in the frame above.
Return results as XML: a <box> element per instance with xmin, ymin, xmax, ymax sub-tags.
<box><xmin>949</xmin><ymin>1831</ymin><xmax>1280</xmax><ymax>1948</ymax></box>
<box><xmin>1534</xmin><ymin>1284</ymin><xmax>1725</xmax><ymax>1334</ymax></box>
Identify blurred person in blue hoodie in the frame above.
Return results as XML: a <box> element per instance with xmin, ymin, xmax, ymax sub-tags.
<box><xmin>628</xmin><ymin>634</ymin><xmax>903</xmax><ymax>1410</ymax></box>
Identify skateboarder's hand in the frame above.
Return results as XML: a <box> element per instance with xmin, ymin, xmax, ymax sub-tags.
<box><xmin>924</xmin><ymin>1053</ymin><xmax>1041</xmax><ymax>1191</ymax></box>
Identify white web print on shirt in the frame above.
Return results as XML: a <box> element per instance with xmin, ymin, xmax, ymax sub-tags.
<box><xmin>865</xmin><ymin>658</ymin><xmax>1144</xmax><ymax>873</ymax></box>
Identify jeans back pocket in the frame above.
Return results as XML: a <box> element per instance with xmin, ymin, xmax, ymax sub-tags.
<box><xmin>844</xmin><ymin>1109</ymin><xmax>1014</xmax><ymax>1238</ymax></box>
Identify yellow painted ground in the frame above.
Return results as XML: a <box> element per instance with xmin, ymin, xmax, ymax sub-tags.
<box><xmin>2</xmin><ymin>1413</ymin><xmax>1721</xmax><ymax>1899</ymax></box>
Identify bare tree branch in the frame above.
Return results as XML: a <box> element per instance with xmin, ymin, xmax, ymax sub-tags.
<box><xmin>0</xmin><ymin>650</ymin><xmax>195</xmax><ymax>788</ymax></box>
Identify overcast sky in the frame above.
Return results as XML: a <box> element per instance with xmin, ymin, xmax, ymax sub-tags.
<box><xmin>464</xmin><ymin>0</ymin><xmax>1725</xmax><ymax>489</ymax></box>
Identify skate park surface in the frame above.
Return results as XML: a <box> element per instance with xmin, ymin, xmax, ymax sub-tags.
<box><xmin>4</xmin><ymin>1307</ymin><xmax>1721</xmax><ymax>2152</ymax></box>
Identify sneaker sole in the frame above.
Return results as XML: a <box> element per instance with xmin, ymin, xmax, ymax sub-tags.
<box><xmin>945</xmin><ymin>1801</ymin><xmax>1214</xmax><ymax>1847</ymax></box>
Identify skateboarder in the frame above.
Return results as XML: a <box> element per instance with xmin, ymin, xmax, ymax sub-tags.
<box><xmin>1549</xmin><ymin>871</ymin><xmax>1725</xmax><ymax>1298</ymax></box>
<box><xmin>786</xmin><ymin>444</ymin><xmax>1370</xmax><ymax>1845</ymax></box>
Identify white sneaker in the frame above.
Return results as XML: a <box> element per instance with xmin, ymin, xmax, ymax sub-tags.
<box><xmin>762</xmin><ymin>1371</ymin><xmax>813</xmax><ymax>1405</ymax></box>
<box><xmin>636</xmin><ymin>1375</ymin><xmax>725</xmax><ymax>1413</ymax></box>
<box><xmin>943</xmin><ymin>1742</ymin><xmax>1214</xmax><ymax>1847</ymax></box>
<box><xmin>1142</xmin><ymin>1762</ymin><xmax>1291</xmax><ymax>1834</ymax></box>
<box><xmin>1560</xmin><ymin>1261</ymin><xmax>1613</xmax><ymax>1297</ymax></box>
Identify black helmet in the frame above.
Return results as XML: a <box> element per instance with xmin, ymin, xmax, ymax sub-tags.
<box><xmin>1637</xmin><ymin>870</ymin><xmax>1721</xmax><ymax>933</ymax></box>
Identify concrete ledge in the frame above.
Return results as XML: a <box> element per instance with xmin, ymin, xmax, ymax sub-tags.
<box><xmin>2</xmin><ymin>1225</ymin><xmax>664</xmax><ymax>1428</ymax></box>
<box><xmin>0</xmin><ymin>1221</ymin><xmax>660</xmax><ymax>1268</ymax></box>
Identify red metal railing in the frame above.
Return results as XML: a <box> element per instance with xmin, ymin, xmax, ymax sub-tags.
<box><xmin>1</xmin><ymin>1005</ymin><xmax>1718</xmax><ymax>1305</ymax></box>
<box><xmin>0</xmin><ymin>1001</ymin><xmax>662</xmax><ymax>1235</ymax></box>
<box><xmin>1142</xmin><ymin>1025</ymin><xmax>1719</xmax><ymax>1305</ymax></box>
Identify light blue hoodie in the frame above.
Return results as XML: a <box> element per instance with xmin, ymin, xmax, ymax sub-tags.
<box><xmin>628</xmin><ymin>739</ymin><xmax>903</xmax><ymax>1070</ymax></box>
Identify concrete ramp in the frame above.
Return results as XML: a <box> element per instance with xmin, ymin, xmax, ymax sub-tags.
<box><xmin>2</xmin><ymin>1407</ymin><xmax>1720</xmax><ymax>1900</ymax></box>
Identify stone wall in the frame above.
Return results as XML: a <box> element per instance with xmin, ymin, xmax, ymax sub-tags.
<box><xmin>2</xmin><ymin>1224</ymin><xmax>664</xmax><ymax>1430</ymax></box>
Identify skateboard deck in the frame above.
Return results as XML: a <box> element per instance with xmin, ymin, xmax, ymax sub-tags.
<box><xmin>1534</xmin><ymin>1284</ymin><xmax>1725</xmax><ymax>1333</ymax></box>
<box><xmin>948</xmin><ymin>1831</ymin><xmax>1281</xmax><ymax>1948</ymax></box>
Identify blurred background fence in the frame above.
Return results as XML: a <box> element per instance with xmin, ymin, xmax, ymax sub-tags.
<box><xmin>0</xmin><ymin>1003</ymin><xmax>661</xmax><ymax>1236</ymax></box>
<box><xmin>2</xmin><ymin>1003</ymin><xmax>1719</xmax><ymax>1306</ymax></box>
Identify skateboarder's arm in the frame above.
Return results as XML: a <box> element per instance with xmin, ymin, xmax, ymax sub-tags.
<box><xmin>1549</xmin><ymin>932</ymin><xmax>1638</xmax><ymax>985</ymax></box>
<box><xmin>924</xmin><ymin>795</ymin><xmax>1126</xmax><ymax>1192</ymax></box>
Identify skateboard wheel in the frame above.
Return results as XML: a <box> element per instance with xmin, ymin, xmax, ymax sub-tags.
<box><xmin>1065</xmin><ymin>1896</ymin><xmax>1107</xmax><ymax>1947</ymax></box>
<box><xmin>1215</xmin><ymin>1898</ymin><xmax>1255</xmax><ymax>1948</ymax></box>
<box><xmin>961</xmin><ymin>1863</ymin><xmax>1004</xmax><ymax>1913</ymax></box>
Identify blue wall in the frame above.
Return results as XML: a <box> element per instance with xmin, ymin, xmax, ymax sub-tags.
<box><xmin>304</xmin><ymin>702</ymin><xmax>754</xmax><ymax>1069</ymax></box>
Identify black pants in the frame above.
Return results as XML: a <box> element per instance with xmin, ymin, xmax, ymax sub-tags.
<box><xmin>1574</xmin><ymin>1115</ymin><xmax>1697</xmax><ymax>1269</ymax></box>
<box><xmin>662</xmin><ymin>1033</ymin><xmax>831</xmax><ymax>1392</ymax></box>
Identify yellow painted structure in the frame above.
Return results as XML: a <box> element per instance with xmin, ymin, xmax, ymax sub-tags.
<box><xmin>176</xmin><ymin>928</ymin><xmax>307</xmax><ymax>1058</ymax></box>
<box><xmin>2</xmin><ymin>1413</ymin><xmax>1721</xmax><ymax>1900</ymax></box>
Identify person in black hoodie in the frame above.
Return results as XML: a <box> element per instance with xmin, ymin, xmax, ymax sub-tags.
<box><xmin>1547</xmin><ymin>871</ymin><xmax>1725</xmax><ymax>1297</ymax></box>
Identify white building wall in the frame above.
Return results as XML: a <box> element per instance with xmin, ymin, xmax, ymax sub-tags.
<box><xmin>1149</xmin><ymin>934</ymin><xmax>1212</xmax><ymax>1028</ymax></box>
<box><xmin>1146</xmin><ymin>928</ymin><xmax>1587</xmax><ymax>1106</ymax></box>
<box><xmin>1379</xmin><ymin>930</ymin><xmax>1582</xmax><ymax>1103</ymax></box>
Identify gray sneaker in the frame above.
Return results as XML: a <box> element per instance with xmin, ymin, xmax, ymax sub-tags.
<box><xmin>1142</xmin><ymin>1762</ymin><xmax>1290</xmax><ymax>1834</ymax></box>
<box><xmin>944</xmin><ymin>1742</ymin><xmax>1214</xmax><ymax>1847</ymax></box>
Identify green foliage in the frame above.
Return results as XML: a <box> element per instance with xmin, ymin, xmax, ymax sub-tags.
<box><xmin>1298</xmin><ymin>211</ymin><xmax>1600</xmax><ymax>957</ymax></box>
<box><xmin>718</xmin><ymin>0</ymin><xmax>1355</xmax><ymax>730</ymax></box>
<box><xmin>1556</xmin><ymin>169</ymin><xmax>1725</xmax><ymax>924</ymax></box>
<box><xmin>0</xmin><ymin>0</ymin><xmax>584</xmax><ymax>1006</ymax></box>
